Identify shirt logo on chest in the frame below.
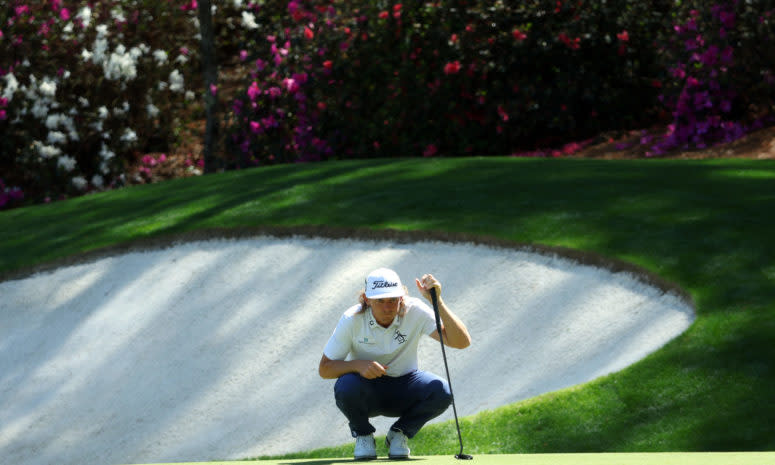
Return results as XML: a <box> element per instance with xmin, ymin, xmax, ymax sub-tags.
<box><xmin>393</xmin><ymin>328</ymin><xmax>407</xmax><ymax>344</ymax></box>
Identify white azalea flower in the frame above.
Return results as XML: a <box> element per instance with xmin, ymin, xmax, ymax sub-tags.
<box><xmin>111</xmin><ymin>7</ymin><xmax>126</xmax><ymax>23</ymax></box>
<box><xmin>31</xmin><ymin>101</ymin><xmax>50</xmax><ymax>119</ymax></box>
<box><xmin>72</xmin><ymin>176</ymin><xmax>88</xmax><ymax>190</ymax></box>
<box><xmin>47</xmin><ymin>131</ymin><xmax>68</xmax><ymax>145</ymax></box>
<box><xmin>105</xmin><ymin>50</ymin><xmax>137</xmax><ymax>80</ymax></box>
<box><xmin>36</xmin><ymin>142</ymin><xmax>62</xmax><ymax>159</ymax></box>
<box><xmin>153</xmin><ymin>50</ymin><xmax>168</xmax><ymax>65</ymax></box>
<box><xmin>129</xmin><ymin>46</ymin><xmax>143</xmax><ymax>60</ymax></box>
<box><xmin>120</xmin><ymin>128</ymin><xmax>138</xmax><ymax>143</ymax></box>
<box><xmin>58</xmin><ymin>155</ymin><xmax>77</xmax><ymax>172</ymax></box>
<box><xmin>39</xmin><ymin>78</ymin><xmax>57</xmax><ymax>98</ymax></box>
<box><xmin>242</xmin><ymin>11</ymin><xmax>259</xmax><ymax>29</ymax></box>
<box><xmin>92</xmin><ymin>36</ymin><xmax>109</xmax><ymax>65</ymax></box>
<box><xmin>2</xmin><ymin>73</ymin><xmax>19</xmax><ymax>100</ymax></box>
<box><xmin>91</xmin><ymin>175</ymin><xmax>105</xmax><ymax>189</ymax></box>
<box><xmin>100</xmin><ymin>143</ymin><xmax>116</xmax><ymax>160</ymax></box>
<box><xmin>147</xmin><ymin>103</ymin><xmax>160</xmax><ymax>118</ymax></box>
<box><xmin>169</xmin><ymin>70</ymin><xmax>184</xmax><ymax>92</ymax></box>
<box><xmin>77</xmin><ymin>6</ymin><xmax>92</xmax><ymax>27</ymax></box>
<box><xmin>45</xmin><ymin>114</ymin><xmax>62</xmax><ymax>129</ymax></box>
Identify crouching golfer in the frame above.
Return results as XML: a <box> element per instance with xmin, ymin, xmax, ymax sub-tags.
<box><xmin>319</xmin><ymin>268</ymin><xmax>471</xmax><ymax>460</ymax></box>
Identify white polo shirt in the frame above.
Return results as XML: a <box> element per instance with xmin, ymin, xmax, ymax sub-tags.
<box><xmin>323</xmin><ymin>296</ymin><xmax>438</xmax><ymax>377</ymax></box>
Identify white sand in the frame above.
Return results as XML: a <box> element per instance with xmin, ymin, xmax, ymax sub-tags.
<box><xmin>0</xmin><ymin>236</ymin><xmax>694</xmax><ymax>465</ymax></box>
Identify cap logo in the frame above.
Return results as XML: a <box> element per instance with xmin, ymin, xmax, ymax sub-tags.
<box><xmin>371</xmin><ymin>279</ymin><xmax>398</xmax><ymax>290</ymax></box>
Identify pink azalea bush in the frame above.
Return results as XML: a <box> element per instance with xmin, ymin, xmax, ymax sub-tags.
<box><xmin>224</xmin><ymin>0</ymin><xmax>670</xmax><ymax>161</ymax></box>
<box><xmin>223</xmin><ymin>0</ymin><xmax>773</xmax><ymax>162</ymax></box>
<box><xmin>650</xmin><ymin>1</ymin><xmax>775</xmax><ymax>155</ymax></box>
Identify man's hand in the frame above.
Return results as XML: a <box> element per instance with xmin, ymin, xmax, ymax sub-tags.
<box><xmin>356</xmin><ymin>360</ymin><xmax>388</xmax><ymax>379</ymax></box>
<box><xmin>415</xmin><ymin>273</ymin><xmax>441</xmax><ymax>301</ymax></box>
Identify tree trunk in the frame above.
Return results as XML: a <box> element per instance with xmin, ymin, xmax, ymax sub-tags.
<box><xmin>198</xmin><ymin>0</ymin><xmax>219</xmax><ymax>173</ymax></box>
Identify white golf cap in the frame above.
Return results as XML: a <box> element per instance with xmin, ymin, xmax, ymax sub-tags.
<box><xmin>364</xmin><ymin>268</ymin><xmax>405</xmax><ymax>299</ymax></box>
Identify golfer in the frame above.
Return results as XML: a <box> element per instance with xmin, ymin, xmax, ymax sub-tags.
<box><xmin>319</xmin><ymin>268</ymin><xmax>471</xmax><ymax>460</ymax></box>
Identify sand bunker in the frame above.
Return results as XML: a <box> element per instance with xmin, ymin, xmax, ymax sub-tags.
<box><xmin>0</xmin><ymin>236</ymin><xmax>694</xmax><ymax>465</ymax></box>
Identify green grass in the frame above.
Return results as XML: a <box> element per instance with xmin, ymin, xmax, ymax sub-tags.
<box><xmin>127</xmin><ymin>452</ymin><xmax>775</xmax><ymax>465</ymax></box>
<box><xmin>2</xmin><ymin>157</ymin><xmax>775</xmax><ymax>457</ymax></box>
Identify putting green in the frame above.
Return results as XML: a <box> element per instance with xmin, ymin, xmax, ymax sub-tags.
<box><xmin>129</xmin><ymin>452</ymin><xmax>775</xmax><ymax>465</ymax></box>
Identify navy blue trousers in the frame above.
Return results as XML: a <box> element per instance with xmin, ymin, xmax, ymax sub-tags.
<box><xmin>334</xmin><ymin>370</ymin><xmax>452</xmax><ymax>438</ymax></box>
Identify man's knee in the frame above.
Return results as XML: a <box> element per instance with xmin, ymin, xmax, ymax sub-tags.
<box><xmin>334</xmin><ymin>373</ymin><xmax>366</xmax><ymax>405</ymax></box>
<box><xmin>429</xmin><ymin>378</ymin><xmax>452</xmax><ymax>410</ymax></box>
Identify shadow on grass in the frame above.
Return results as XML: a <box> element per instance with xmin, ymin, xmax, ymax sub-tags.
<box><xmin>276</xmin><ymin>459</ymin><xmax>426</xmax><ymax>465</ymax></box>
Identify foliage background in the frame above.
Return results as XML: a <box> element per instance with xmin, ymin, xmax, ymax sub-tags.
<box><xmin>1</xmin><ymin>0</ymin><xmax>774</xmax><ymax>209</ymax></box>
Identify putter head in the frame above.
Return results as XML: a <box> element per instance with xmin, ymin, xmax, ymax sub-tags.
<box><xmin>455</xmin><ymin>453</ymin><xmax>474</xmax><ymax>460</ymax></box>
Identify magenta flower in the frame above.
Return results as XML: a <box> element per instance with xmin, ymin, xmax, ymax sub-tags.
<box><xmin>283</xmin><ymin>78</ymin><xmax>300</xmax><ymax>94</ymax></box>
<box><xmin>497</xmin><ymin>105</ymin><xmax>509</xmax><ymax>122</ymax></box>
<box><xmin>247</xmin><ymin>82</ymin><xmax>260</xmax><ymax>100</ymax></box>
<box><xmin>443</xmin><ymin>61</ymin><xmax>461</xmax><ymax>75</ymax></box>
<box><xmin>267</xmin><ymin>87</ymin><xmax>282</xmax><ymax>99</ymax></box>
<box><xmin>720</xmin><ymin>46</ymin><xmax>734</xmax><ymax>65</ymax></box>
<box><xmin>700</xmin><ymin>45</ymin><xmax>719</xmax><ymax>66</ymax></box>
<box><xmin>720</xmin><ymin>11</ymin><xmax>735</xmax><ymax>28</ymax></box>
<box><xmin>292</xmin><ymin>72</ymin><xmax>308</xmax><ymax>85</ymax></box>
<box><xmin>670</xmin><ymin>66</ymin><xmax>686</xmax><ymax>79</ymax></box>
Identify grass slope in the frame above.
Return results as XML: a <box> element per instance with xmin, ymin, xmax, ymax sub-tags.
<box><xmin>2</xmin><ymin>158</ymin><xmax>775</xmax><ymax>456</ymax></box>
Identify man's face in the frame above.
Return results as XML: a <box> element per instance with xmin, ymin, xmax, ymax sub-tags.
<box><xmin>369</xmin><ymin>297</ymin><xmax>401</xmax><ymax>327</ymax></box>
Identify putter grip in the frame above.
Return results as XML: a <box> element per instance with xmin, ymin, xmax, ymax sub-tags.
<box><xmin>430</xmin><ymin>287</ymin><xmax>443</xmax><ymax>334</ymax></box>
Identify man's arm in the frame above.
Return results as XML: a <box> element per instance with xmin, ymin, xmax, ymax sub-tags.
<box><xmin>416</xmin><ymin>274</ymin><xmax>471</xmax><ymax>349</ymax></box>
<box><xmin>427</xmin><ymin>294</ymin><xmax>471</xmax><ymax>349</ymax></box>
<box><xmin>319</xmin><ymin>354</ymin><xmax>388</xmax><ymax>379</ymax></box>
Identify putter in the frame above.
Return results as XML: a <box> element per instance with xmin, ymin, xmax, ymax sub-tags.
<box><xmin>429</xmin><ymin>287</ymin><xmax>473</xmax><ymax>460</ymax></box>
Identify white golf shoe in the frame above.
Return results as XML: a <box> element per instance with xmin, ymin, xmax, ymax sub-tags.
<box><xmin>354</xmin><ymin>434</ymin><xmax>377</xmax><ymax>461</ymax></box>
<box><xmin>386</xmin><ymin>428</ymin><xmax>410</xmax><ymax>459</ymax></box>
